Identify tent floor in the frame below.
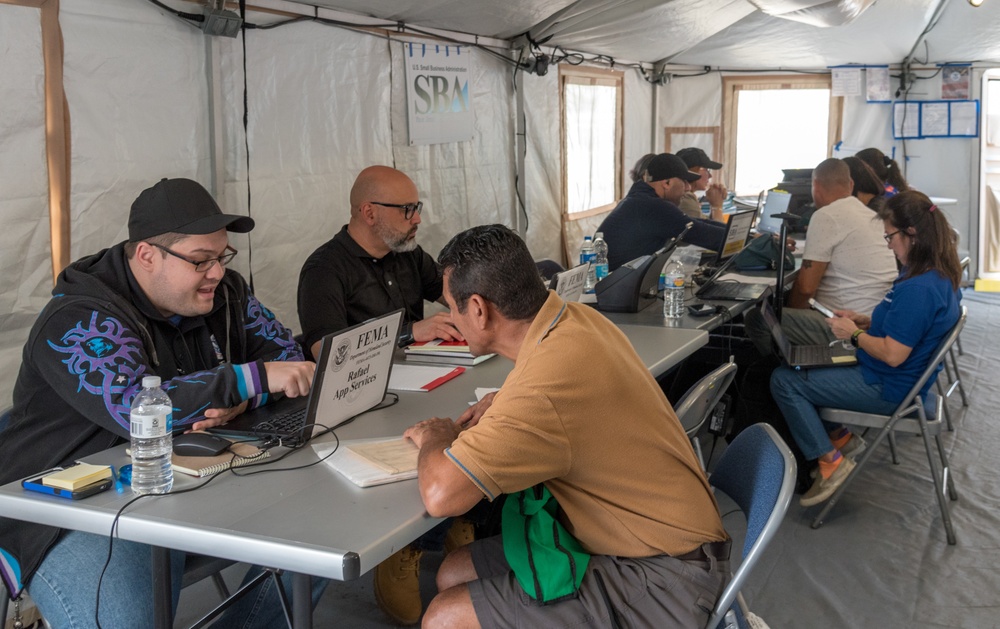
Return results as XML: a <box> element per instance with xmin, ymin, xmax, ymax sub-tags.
<box><xmin>167</xmin><ymin>290</ymin><xmax>1000</xmax><ymax>628</ymax></box>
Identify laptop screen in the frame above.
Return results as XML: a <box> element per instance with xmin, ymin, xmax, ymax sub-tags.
<box><xmin>715</xmin><ymin>208</ymin><xmax>757</xmax><ymax>264</ymax></box>
<box><xmin>311</xmin><ymin>310</ymin><xmax>403</xmax><ymax>428</ymax></box>
<box><xmin>757</xmin><ymin>190</ymin><xmax>791</xmax><ymax>235</ymax></box>
<box><xmin>549</xmin><ymin>264</ymin><xmax>588</xmax><ymax>302</ymax></box>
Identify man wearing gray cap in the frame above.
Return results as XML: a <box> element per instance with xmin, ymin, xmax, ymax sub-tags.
<box><xmin>0</xmin><ymin>178</ymin><xmax>321</xmax><ymax>628</ymax></box>
<box><xmin>597</xmin><ymin>153</ymin><xmax>728</xmax><ymax>272</ymax></box>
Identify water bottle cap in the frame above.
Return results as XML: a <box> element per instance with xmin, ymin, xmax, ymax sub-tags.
<box><xmin>595</xmin><ymin>232</ymin><xmax>603</xmax><ymax>239</ymax></box>
<box><xmin>584</xmin><ymin>236</ymin><xmax>592</xmax><ymax>241</ymax></box>
<box><xmin>142</xmin><ymin>375</ymin><xmax>161</xmax><ymax>388</ymax></box>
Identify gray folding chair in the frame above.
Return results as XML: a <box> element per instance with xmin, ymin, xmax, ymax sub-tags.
<box><xmin>706</xmin><ymin>423</ymin><xmax>796</xmax><ymax>629</ymax></box>
<box><xmin>811</xmin><ymin>305</ymin><xmax>967</xmax><ymax>545</ymax></box>
<box><xmin>675</xmin><ymin>360</ymin><xmax>737</xmax><ymax>468</ymax></box>
<box><xmin>933</xmin><ymin>257</ymin><xmax>970</xmax><ymax>431</ymax></box>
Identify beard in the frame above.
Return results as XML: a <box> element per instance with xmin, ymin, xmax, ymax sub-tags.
<box><xmin>374</xmin><ymin>219</ymin><xmax>418</xmax><ymax>253</ymax></box>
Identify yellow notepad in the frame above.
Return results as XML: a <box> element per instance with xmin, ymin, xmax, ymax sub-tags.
<box><xmin>41</xmin><ymin>463</ymin><xmax>113</xmax><ymax>490</ymax></box>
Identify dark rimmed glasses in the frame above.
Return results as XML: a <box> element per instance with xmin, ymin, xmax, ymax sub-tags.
<box><xmin>152</xmin><ymin>243</ymin><xmax>238</xmax><ymax>272</ymax></box>
<box><xmin>372</xmin><ymin>201</ymin><xmax>423</xmax><ymax>220</ymax></box>
<box><xmin>883</xmin><ymin>230</ymin><xmax>901</xmax><ymax>244</ymax></box>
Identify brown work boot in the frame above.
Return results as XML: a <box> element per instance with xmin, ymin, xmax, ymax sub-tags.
<box><xmin>443</xmin><ymin>518</ymin><xmax>476</xmax><ymax>555</ymax></box>
<box><xmin>374</xmin><ymin>545</ymin><xmax>423</xmax><ymax>625</ymax></box>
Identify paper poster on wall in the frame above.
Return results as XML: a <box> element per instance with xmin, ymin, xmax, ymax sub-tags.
<box><xmin>950</xmin><ymin>101</ymin><xmax>979</xmax><ymax>136</ymax></box>
<box><xmin>866</xmin><ymin>67</ymin><xmax>891</xmax><ymax>102</ymax></box>
<box><xmin>831</xmin><ymin>67</ymin><xmax>861</xmax><ymax>97</ymax></box>
<box><xmin>892</xmin><ymin>102</ymin><xmax>921</xmax><ymax>139</ymax></box>
<box><xmin>404</xmin><ymin>43</ymin><xmax>474</xmax><ymax>145</ymax></box>
<box><xmin>921</xmin><ymin>102</ymin><xmax>949</xmax><ymax>137</ymax></box>
<box><xmin>941</xmin><ymin>66</ymin><xmax>970</xmax><ymax>100</ymax></box>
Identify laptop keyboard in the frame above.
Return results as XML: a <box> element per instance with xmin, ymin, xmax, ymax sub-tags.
<box><xmin>259</xmin><ymin>407</ymin><xmax>308</xmax><ymax>433</ymax></box>
<box><xmin>792</xmin><ymin>345</ymin><xmax>828</xmax><ymax>364</ymax></box>
<box><xmin>698</xmin><ymin>283</ymin><xmax>742</xmax><ymax>299</ymax></box>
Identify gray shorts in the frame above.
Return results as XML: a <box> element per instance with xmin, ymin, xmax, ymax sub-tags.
<box><xmin>467</xmin><ymin>536</ymin><xmax>729</xmax><ymax>629</ymax></box>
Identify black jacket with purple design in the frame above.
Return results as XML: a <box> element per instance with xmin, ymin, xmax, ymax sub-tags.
<box><xmin>0</xmin><ymin>242</ymin><xmax>303</xmax><ymax>599</ymax></box>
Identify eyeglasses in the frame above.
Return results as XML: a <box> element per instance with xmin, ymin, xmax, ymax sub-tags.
<box><xmin>372</xmin><ymin>201</ymin><xmax>423</xmax><ymax>220</ymax></box>
<box><xmin>883</xmin><ymin>230</ymin><xmax>901</xmax><ymax>244</ymax></box>
<box><xmin>152</xmin><ymin>243</ymin><xmax>238</xmax><ymax>272</ymax></box>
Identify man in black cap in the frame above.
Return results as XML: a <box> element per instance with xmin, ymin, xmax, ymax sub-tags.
<box><xmin>676</xmin><ymin>147</ymin><xmax>729</xmax><ymax>221</ymax></box>
<box><xmin>0</xmin><ymin>178</ymin><xmax>321</xmax><ymax>627</ymax></box>
<box><xmin>597</xmin><ymin>153</ymin><xmax>728</xmax><ymax>272</ymax></box>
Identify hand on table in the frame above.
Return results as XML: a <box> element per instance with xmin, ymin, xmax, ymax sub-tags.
<box><xmin>404</xmin><ymin>417</ymin><xmax>462</xmax><ymax>449</ymax></box>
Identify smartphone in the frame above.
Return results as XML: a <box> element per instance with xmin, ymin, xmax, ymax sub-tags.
<box><xmin>808</xmin><ymin>298</ymin><xmax>835</xmax><ymax>318</ymax></box>
<box><xmin>22</xmin><ymin>472</ymin><xmax>113</xmax><ymax>500</ymax></box>
<box><xmin>688</xmin><ymin>303</ymin><xmax>716</xmax><ymax>317</ymax></box>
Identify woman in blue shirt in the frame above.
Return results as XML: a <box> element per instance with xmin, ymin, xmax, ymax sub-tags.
<box><xmin>771</xmin><ymin>190</ymin><xmax>961</xmax><ymax>507</ymax></box>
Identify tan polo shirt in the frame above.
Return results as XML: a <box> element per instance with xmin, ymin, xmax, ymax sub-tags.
<box><xmin>446</xmin><ymin>292</ymin><xmax>726</xmax><ymax>558</ymax></box>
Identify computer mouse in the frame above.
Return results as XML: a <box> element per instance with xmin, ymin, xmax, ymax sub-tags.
<box><xmin>173</xmin><ymin>432</ymin><xmax>232</xmax><ymax>457</ymax></box>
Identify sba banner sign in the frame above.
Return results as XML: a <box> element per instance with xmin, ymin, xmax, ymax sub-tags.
<box><xmin>405</xmin><ymin>43</ymin><xmax>473</xmax><ymax>145</ymax></box>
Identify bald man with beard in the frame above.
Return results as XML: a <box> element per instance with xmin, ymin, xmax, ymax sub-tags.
<box><xmin>298</xmin><ymin>165</ymin><xmax>461</xmax><ymax>361</ymax></box>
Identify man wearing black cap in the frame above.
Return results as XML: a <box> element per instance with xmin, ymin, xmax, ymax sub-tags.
<box><xmin>0</xmin><ymin>178</ymin><xmax>319</xmax><ymax>627</ymax></box>
<box><xmin>676</xmin><ymin>147</ymin><xmax>729</xmax><ymax>221</ymax></box>
<box><xmin>597</xmin><ymin>153</ymin><xmax>728</xmax><ymax>272</ymax></box>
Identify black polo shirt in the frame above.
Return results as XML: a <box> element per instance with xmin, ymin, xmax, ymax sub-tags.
<box><xmin>297</xmin><ymin>225</ymin><xmax>443</xmax><ymax>356</ymax></box>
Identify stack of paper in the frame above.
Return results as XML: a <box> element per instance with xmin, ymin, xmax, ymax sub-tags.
<box><xmin>315</xmin><ymin>437</ymin><xmax>419</xmax><ymax>487</ymax></box>
<box><xmin>403</xmin><ymin>340</ymin><xmax>495</xmax><ymax>366</ymax></box>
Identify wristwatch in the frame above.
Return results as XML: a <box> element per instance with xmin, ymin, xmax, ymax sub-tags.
<box><xmin>398</xmin><ymin>323</ymin><xmax>415</xmax><ymax>348</ymax></box>
<box><xmin>850</xmin><ymin>329</ymin><xmax>864</xmax><ymax>348</ymax></box>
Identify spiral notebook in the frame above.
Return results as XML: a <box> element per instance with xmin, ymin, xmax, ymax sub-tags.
<box><xmin>172</xmin><ymin>441</ymin><xmax>270</xmax><ymax>476</ymax></box>
<box><xmin>127</xmin><ymin>440</ymin><xmax>270</xmax><ymax>477</ymax></box>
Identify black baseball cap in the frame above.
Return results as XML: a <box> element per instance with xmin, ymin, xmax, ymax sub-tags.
<box><xmin>676</xmin><ymin>147</ymin><xmax>723</xmax><ymax>170</ymax></box>
<box><xmin>646</xmin><ymin>154</ymin><xmax>702</xmax><ymax>183</ymax></box>
<box><xmin>128</xmin><ymin>178</ymin><xmax>255</xmax><ymax>241</ymax></box>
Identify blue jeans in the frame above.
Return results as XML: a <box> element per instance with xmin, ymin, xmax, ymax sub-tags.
<box><xmin>770</xmin><ymin>365</ymin><xmax>898</xmax><ymax>461</ymax></box>
<box><xmin>29</xmin><ymin>530</ymin><xmax>327</xmax><ymax>629</ymax></box>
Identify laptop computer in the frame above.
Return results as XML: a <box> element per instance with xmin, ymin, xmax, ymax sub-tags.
<box><xmin>756</xmin><ymin>189</ymin><xmax>792</xmax><ymax>236</ymax></box>
<box><xmin>549</xmin><ymin>263</ymin><xmax>588</xmax><ymax>302</ymax></box>
<box><xmin>759</xmin><ymin>298</ymin><xmax>856</xmax><ymax>369</ymax></box>
<box><xmin>695</xmin><ymin>209</ymin><xmax>772</xmax><ymax>301</ymax></box>
<box><xmin>209</xmin><ymin>310</ymin><xmax>403</xmax><ymax>440</ymax></box>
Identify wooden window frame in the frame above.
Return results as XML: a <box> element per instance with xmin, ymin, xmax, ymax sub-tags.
<box><xmin>559</xmin><ymin>65</ymin><xmax>625</xmax><ymax>222</ymax></box>
<box><xmin>721</xmin><ymin>74</ymin><xmax>843</xmax><ymax>191</ymax></box>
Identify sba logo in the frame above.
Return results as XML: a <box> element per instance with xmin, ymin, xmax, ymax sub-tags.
<box><xmin>413</xmin><ymin>75</ymin><xmax>469</xmax><ymax>114</ymax></box>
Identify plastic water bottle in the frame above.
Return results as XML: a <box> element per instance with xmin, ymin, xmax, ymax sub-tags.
<box><xmin>700</xmin><ymin>200</ymin><xmax>712</xmax><ymax>219</ymax></box>
<box><xmin>580</xmin><ymin>236</ymin><xmax>596</xmax><ymax>293</ymax></box>
<box><xmin>130</xmin><ymin>376</ymin><xmax>174</xmax><ymax>495</ymax></box>
<box><xmin>662</xmin><ymin>259</ymin><xmax>685</xmax><ymax>320</ymax></box>
<box><xmin>592</xmin><ymin>232</ymin><xmax>609</xmax><ymax>284</ymax></box>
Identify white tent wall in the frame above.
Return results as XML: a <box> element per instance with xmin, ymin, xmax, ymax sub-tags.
<box><xmin>64</xmin><ymin>0</ymin><xmax>213</xmax><ymax>259</ymax></box>
<box><xmin>213</xmin><ymin>22</ymin><xmax>517</xmax><ymax>330</ymax></box>
<box><xmin>0</xmin><ymin>6</ymin><xmax>51</xmax><ymax>407</ymax></box>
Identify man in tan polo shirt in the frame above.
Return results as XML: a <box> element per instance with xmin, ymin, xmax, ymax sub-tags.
<box><xmin>404</xmin><ymin>224</ymin><xmax>729</xmax><ymax>628</ymax></box>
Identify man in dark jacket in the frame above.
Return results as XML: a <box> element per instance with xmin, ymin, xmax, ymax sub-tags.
<box><xmin>0</xmin><ymin>178</ymin><xmax>318</xmax><ymax>628</ymax></box>
<box><xmin>597</xmin><ymin>153</ymin><xmax>727</xmax><ymax>271</ymax></box>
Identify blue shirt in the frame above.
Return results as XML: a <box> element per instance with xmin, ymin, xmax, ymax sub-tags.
<box><xmin>597</xmin><ymin>181</ymin><xmax>727</xmax><ymax>272</ymax></box>
<box><xmin>859</xmin><ymin>269</ymin><xmax>959</xmax><ymax>403</ymax></box>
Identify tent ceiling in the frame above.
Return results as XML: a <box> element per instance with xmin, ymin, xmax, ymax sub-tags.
<box><xmin>298</xmin><ymin>0</ymin><xmax>1000</xmax><ymax>68</ymax></box>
